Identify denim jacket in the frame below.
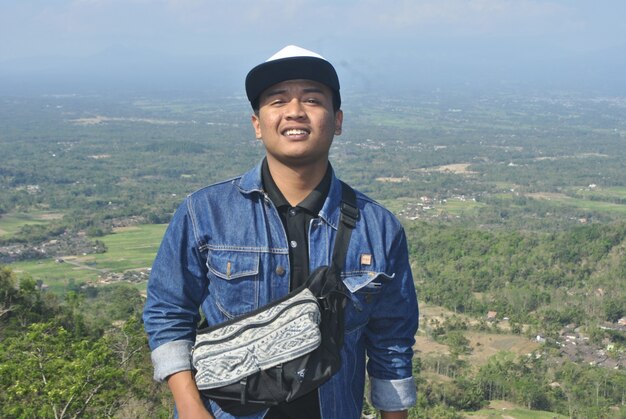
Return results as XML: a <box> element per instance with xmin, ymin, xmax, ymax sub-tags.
<box><xmin>143</xmin><ymin>161</ymin><xmax>419</xmax><ymax>418</ymax></box>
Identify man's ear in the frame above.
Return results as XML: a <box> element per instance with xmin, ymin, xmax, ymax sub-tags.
<box><xmin>251</xmin><ymin>114</ymin><xmax>262</xmax><ymax>139</ymax></box>
<box><xmin>334</xmin><ymin>110</ymin><xmax>343</xmax><ymax>135</ymax></box>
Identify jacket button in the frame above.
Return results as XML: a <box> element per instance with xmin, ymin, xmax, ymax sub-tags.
<box><xmin>275</xmin><ymin>266</ymin><xmax>286</xmax><ymax>276</ymax></box>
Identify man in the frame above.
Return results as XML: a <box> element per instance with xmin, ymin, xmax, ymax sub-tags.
<box><xmin>143</xmin><ymin>45</ymin><xmax>419</xmax><ymax>419</ymax></box>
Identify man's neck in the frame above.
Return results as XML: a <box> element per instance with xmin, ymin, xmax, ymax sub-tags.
<box><xmin>265</xmin><ymin>158</ymin><xmax>329</xmax><ymax>206</ymax></box>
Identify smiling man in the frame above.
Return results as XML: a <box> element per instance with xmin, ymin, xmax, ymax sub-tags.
<box><xmin>143</xmin><ymin>45</ymin><xmax>419</xmax><ymax>419</ymax></box>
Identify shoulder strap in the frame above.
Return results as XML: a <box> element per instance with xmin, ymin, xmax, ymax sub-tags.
<box><xmin>330</xmin><ymin>181</ymin><xmax>358</xmax><ymax>275</ymax></box>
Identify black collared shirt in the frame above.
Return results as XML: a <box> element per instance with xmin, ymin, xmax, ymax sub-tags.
<box><xmin>261</xmin><ymin>159</ymin><xmax>330</xmax><ymax>419</ymax></box>
<box><xmin>262</xmin><ymin>159</ymin><xmax>331</xmax><ymax>290</ymax></box>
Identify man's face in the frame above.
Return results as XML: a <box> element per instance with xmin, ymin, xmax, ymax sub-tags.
<box><xmin>251</xmin><ymin>79</ymin><xmax>343</xmax><ymax>169</ymax></box>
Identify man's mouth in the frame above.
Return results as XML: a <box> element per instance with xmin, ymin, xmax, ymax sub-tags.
<box><xmin>283</xmin><ymin>129</ymin><xmax>310</xmax><ymax>137</ymax></box>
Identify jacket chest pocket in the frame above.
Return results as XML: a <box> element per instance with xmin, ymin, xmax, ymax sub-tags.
<box><xmin>206</xmin><ymin>250</ymin><xmax>260</xmax><ymax>318</ymax></box>
<box><xmin>343</xmin><ymin>272</ymin><xmax>392</xmax><ymax>332</ymax></box>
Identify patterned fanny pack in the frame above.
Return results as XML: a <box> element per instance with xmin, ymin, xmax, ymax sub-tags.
<box><xmin>192</xmin><ymin>288</ymin><xmax>321</xmax><ymax>390</ymax></box>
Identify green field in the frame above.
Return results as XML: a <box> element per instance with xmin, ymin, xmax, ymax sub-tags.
<box><xmin>10</xmin><ymin>224</ymin><xmax>166</xmax><ymax>293</ymax></box>
<box><xmin>438</xmin><ymin>197</ymin><xmax>486</xmax><ymax>216</ymax></box>
<box><xmin>490</xmin><ymin>190</ymin><xmax>626</xmax><ymax>215</ymax></box>
<box><xmin>380</xmin><ymin>196</ymin><xmax>486</xmax><ymax>220</ymax></box>
<box><xmin>570</xmin><ymin>186</ymin><xmax>626</xmax><ymax>201</ymax></box>
<box><xmin>532</xmin><ymin>193</ymin><xmax>626</xmax><ymax>214</ymax></box>
<box><xmin>530</xmin><ymin>186</ymin><xmax>626</xmax><ymax>214</ymax></box>
<box><xmin>0</xmin><ymin>212</ymin><xmax>63</xmax><ymax>238</ymax></box>
<box><xmin>90</xmin><ymin>224</ymin><xmax>167</xmax><ymax>271</ymax></box>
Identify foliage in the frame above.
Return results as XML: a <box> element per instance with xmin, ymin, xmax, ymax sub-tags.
<box><xmin>0</xmin><ymin>322</ymin><xmax>126</xmax><ymax>418</ymax></box>
<box><xmin>407</xmin><ymin>221</ymin><xmax>626</xmax><ymax>334</ymax></box>
<box><xmin>0</xmin><ymin>266</ymin><xmax>171</xmax><ymax>418</ymax></box>
<box><xmin>555</xmin><ymin>361</ymin><xmax>626</xmax><ymax>418</ymax></box>
<box><xmin>0</xmin><ymin>266</ymin><xmax>62</xmax><ymax>334</ymax></box>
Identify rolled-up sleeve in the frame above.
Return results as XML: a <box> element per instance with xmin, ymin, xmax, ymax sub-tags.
<box><xmin>142</xmin><ymin>197</ymin><xmax>208</xmax><ymax>381</ymax></box>
<box><xmin>151</xmin><ymin>340</ymin><xmax>195</xmax><ymax>381</ymax></box>
<box><xmin>365</xmin><ymin>227</ymin><xmax>419</xmax><ymax>411</ymax></box>
<box><xmin>370</xmin><ymin>376</ymin><xmax>416</xmax><ymax>411</ymax></box>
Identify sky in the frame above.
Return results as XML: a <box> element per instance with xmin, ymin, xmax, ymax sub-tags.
<box><xmin>1</xmin><ymin>0</ymin><xmax>626</xmax><ymax>94</ymax></box>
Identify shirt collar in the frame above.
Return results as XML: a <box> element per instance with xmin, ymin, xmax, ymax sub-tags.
<box><xmin>238</xmin><ymin>159</ymin><xmax>345</xmax><ymax>230</ymax></box>
<box><xmin>261</xmin><ymin>158</ymin><xmax>331</xmax><ymax>215</ymax></box>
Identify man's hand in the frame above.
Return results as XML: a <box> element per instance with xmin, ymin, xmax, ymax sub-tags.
<box><xmin>167</xmin><ymin>370</ymin><xmax>213</xmax><ymax>419</ymax></box>
<box><xmin>381</xmin><ymin>410</ymin><xmax>408</xmax><ymax>419</ymax></box>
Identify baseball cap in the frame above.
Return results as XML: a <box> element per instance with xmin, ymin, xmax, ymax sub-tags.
<box><xmin>245</xmin><ymin>45</ymin><xmax>341</xmax><ymax>110</ymax></box>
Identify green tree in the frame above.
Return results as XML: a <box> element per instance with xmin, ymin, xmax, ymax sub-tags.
<box><xmin>445</xmin><ymin>331</ymin><xmax>472</xmax><ymax>358</ymax></box>
<box><xmin>603</xmin><ymin>298</ymin><xmax>625</xmax><ymax>323</ymax></box>
<box><xmin>0</xmin><ymin>322</ymin><xmax>127</xmax><ymax>418</ymax></box>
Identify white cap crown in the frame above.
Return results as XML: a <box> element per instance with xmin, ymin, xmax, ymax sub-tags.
<box><xmin>266</xmin><ymin>45</ymin><xmax>326</xmax><ymax>62</ymax></box>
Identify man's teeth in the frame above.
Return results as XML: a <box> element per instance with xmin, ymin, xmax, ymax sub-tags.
<box><xmin>284</xmin><ymin>129</ymin><xmax>308</xmax><ymax>136</ymax></box>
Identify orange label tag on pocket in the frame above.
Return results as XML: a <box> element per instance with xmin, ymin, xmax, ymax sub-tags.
<box><xmin>360</xmin><ymin>254</ymin><xmax>372</xmax><ymax>265</ymax></box>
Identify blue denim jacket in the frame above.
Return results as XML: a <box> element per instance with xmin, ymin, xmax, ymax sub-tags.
<box><xmin>143</xmin><ymin>161</ymin><xmax>419</xmax><ymax>418</ymax></box>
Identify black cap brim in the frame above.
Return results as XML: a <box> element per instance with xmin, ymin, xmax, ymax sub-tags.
<box><xmin>245</xmin><ymin>56</ymin><xmax>340</xmax><ymax>109</ymax></box>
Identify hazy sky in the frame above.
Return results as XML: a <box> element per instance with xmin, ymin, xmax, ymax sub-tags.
<box><xmin>2</xmin><ymin>0</ymin><xmax>626</xmax><ymax>94</ymax></box>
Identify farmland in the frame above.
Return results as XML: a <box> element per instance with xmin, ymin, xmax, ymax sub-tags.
<box><xmin>1</xmin><ymin>89</ymin><xmax>625</xmax><ymax>418</ymax></box>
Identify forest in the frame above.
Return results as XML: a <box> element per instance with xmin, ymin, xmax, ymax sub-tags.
<box><xmin>1</xmin><ymin>87</ymin><xmax>625</xmax><ymax>418</ymax></box>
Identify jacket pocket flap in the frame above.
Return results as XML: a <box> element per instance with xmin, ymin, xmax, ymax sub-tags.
<box><xmin>207</xmin><ymin>250</ymin><xmax>260</xmax><ymax>280</ymax></box>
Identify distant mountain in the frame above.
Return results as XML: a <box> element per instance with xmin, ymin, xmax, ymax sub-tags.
<box><xmin>1</xmin><ymin>43</ymin><xmax>626</xmax><ymax>95</ymax></box>
<box><xmin>0</xmin><ymin>45</ymin><xmax>247</xmax><ymax>95</ymax></box>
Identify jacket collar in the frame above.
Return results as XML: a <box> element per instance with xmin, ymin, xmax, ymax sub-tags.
<box><xmin>237</xmin><ymin>159</ymin><xmax>344</xmax><ymax>230</ymax></box>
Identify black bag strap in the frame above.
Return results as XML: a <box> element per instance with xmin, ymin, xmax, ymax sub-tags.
<box><xmin>330</xmin><ymin>181</ymin><xmax>358</xmax><ymax>276</ymax></box>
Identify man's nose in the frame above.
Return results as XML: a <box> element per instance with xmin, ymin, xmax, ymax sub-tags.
<box><xmin>285</xmin><ymin>98</ymin><xmax>306</xmax><ymax>119</ymax></box>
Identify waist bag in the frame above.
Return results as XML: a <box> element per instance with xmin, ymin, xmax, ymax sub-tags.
<box><xmin>191</xmin><ymin>182</ymin><xmax>358</xmax><ymax>415</ymax></box>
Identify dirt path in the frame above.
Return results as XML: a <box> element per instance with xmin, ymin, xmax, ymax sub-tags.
<box><xmin>61</xmin><ymin>257</ymin><xmax>109</xmax><ymax>274</ymax></box>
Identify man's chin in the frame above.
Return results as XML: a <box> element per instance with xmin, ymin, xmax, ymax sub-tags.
<box><xmin>268</xmin><ymin>154</ymin><xmax>329</xmax><ymax>170</ymax></box>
